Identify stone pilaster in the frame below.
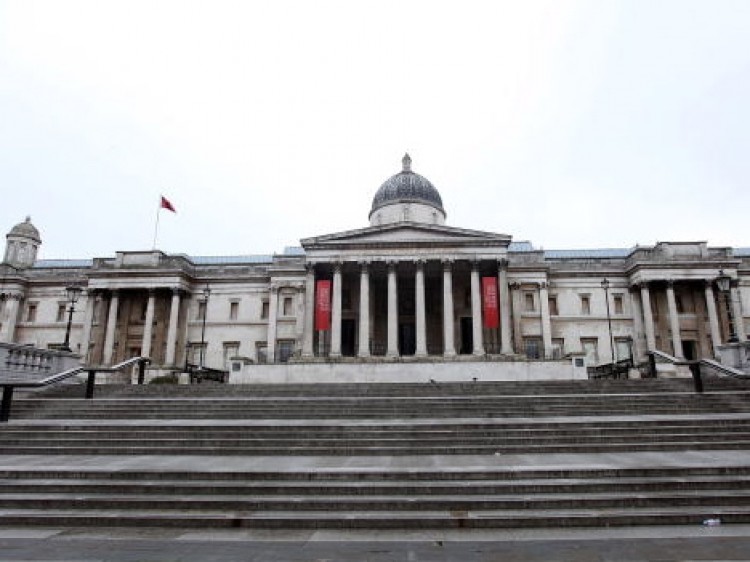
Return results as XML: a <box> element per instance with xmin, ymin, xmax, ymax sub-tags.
<box><xmin>497</xmin><ymin>259</ymin><xmax>513</xmax><ymax>354</ymax></box>
<box><xmin>0</xmin><ymin>292</ymin><xmax>22</xmax><ymax>343</ymax></box>
<box><xmin>539</xmin><ymin>282</ymin><xmax>553</xmax><ymax>359</ymax></box>
<box><xmin>629</xmin><ymin>285</ymin><xmax>646</xmax><ymax>362</ymax></box>
<box><xmin>731</xmin><ymin>282</ymin><xmax>746</xmax><ymax>341</ymax></box>
<box><xmin>266</xmin><ymin>285</ymin><xmax>279</xmax><ymax>363</ymax></box>
<box><xmin>302</xmin><ymin>264</ymin><xmax>315</xmax><ymax>358</ymax></box>
<box><xmin>80</xmin><ymin>290</ymin><xmax>98</xmax><ymax>362</ymax></box>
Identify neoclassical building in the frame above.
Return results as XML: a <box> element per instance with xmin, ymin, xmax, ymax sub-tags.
<box><xmin>1</xmin><ymin>155</ymin><xmax>748</xmax><ymax>380</ymax></box>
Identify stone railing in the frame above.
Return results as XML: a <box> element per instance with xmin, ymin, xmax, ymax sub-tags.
<box><xmin>0</xmin><ymin>342</ymin><xmax>80</xmax><ymax>382</ymax></box>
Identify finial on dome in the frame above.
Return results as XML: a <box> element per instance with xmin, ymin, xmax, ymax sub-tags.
<box><xmin>25</xmin><ymin>216</ymin><xmax>31</xmax><ymax>223</ymax></box>
<box><xmin>402</xmin><ymin>153</ymin><xmax>412</xmax><ymax>172</ymax></box>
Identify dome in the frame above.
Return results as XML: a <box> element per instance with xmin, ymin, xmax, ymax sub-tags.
<box><xmin>8</xmin><ymin>216</ymin><xmax>41</xmax><ymax>243</ymax></box>
<box><xmin>370</xmin><ymin>154</ymin><xmax>445</xmax><ymax>217</ymax></box>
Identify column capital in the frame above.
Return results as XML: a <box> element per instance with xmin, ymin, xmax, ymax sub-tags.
<box><xmin>665</xmin><ymin>279</ymin><xmax>676</xmax><ymax>289</ymax></box>
<box><xmin>1</xmin><ymin>291</ymin><xmax>23</xmax><ymax>301</ymax></box>
<box><xmin>497</xmin><ymin>258</ymin><xmax>509</xmax><ymax>270</ymax></box>
<box><xmin>305</xmin><ymin>262</ymin><xmax>316</xmax><ymax>273</ymax></box>
<box><xmin>386</xmin><ymin>259</ymin><xmax>398</xmax><ymax>271</ymax></box>
<box><xmin>332</xmin><ymin>261</ymin><xmax>343</xmax><ymax>273</ymax></box>
<box><xmin>358</xmin><ymin>259</ymin><xmax>370</xmax><ymax>271</ymax></box>
<box><xmin>470</xmin><ymin>259</ymin><xmax>480</xmax><ymax>271</ymax></box>
<box><xmin>414</xmin><ymin>258</ymin><xmax>426</xmax><ymax>269</ymax></box>
<box><xmin>441</xmin><ymin>258</ymin><xmax>454</xmax><ymax>271</ymax></box>
<box><xmin>509</xmin><ymin>282</ymin><xmax>521</xmax><ymax>290</ymax></box>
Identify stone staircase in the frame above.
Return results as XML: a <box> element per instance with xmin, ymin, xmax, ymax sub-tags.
<box><xmin>0</xmin><ymin>377</ymin><xmax>749</xmax><ymax>529</ymax></box>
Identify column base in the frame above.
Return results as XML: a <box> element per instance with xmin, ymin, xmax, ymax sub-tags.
<box><xmin>443</xmin><ymin>351</ymin><xmax>456</xmax><ymax>358</ymax></box>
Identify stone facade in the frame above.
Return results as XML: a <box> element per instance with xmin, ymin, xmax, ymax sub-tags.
<box><xmin>1</xmin><ymin>157</ymin><xmax>748</xmax><ymax>377</ymax></box>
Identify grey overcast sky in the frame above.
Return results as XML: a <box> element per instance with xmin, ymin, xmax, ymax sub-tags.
<box><xmin>1</xmin><ymin>0</ymin><xmax>749</xmax><ymax>260</ymax></box>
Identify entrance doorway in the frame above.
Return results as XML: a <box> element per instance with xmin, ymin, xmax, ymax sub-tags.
<box><xmin>682</xmin><ymin>340</ymin><xmax>697</xmax><ymax>361</ymax></box>
<box><xmin>459</xmin><ymin>317</ymin><xmax>473</xmax><ymax>354</ymax></box>
<box><xmin>399</xmin><ymin>322</ymin><xmax>416</xmax><ymax>356</ymax></box>
<box><xmin>341</xmin><ymin>319</ymin><xmax>356</xmax><ymax>357</ymax></box>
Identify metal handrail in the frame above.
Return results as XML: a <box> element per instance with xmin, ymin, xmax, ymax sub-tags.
<box><xmin>647</xmin><ymin>349</ymin><xmax>748</xmax><ymax>394</ymax></box>
<box><xmin>1</xmin><ymin>356</ymin><xmax>150</xmax><ymax>422</ymax></box>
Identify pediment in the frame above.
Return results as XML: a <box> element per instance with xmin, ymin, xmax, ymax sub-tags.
<box><xmin>301</xmin><ymin>222</ymin><xmax>511</xmax><ymax>250</ymax></box>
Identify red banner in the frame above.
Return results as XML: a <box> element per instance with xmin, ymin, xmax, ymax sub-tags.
<box><xmin>315</xmin><ymin>280</ymin><xmax>332</xmax><ymax>331</ymax></box>
<box><xmin>482</xmin><ymin>276</ymin><xmax>499</xmax><ymax>329</ymax></box>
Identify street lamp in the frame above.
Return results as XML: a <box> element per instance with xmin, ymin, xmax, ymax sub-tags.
<box><xmin>198</xmin><ymin>284</ymin><xmax>211</xmax><ymax>368</ymax></box>
<box><xmin>601</xmin><ymin>278</ymin><xmax>615</xmax><ymax>363</ymax></box>
<box><xmin>715</xmin><ymin>270</ymin><xmax>738</xmax><ymax>343</ymax></box>
<box><xmin>62</xmin><ymin>285</ymin><xmax>83</xmax><ymax>352</ymax></box>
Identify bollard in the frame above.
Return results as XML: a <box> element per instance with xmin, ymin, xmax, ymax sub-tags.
<box><xmin>137</xmin><ymin>360</ymin><xmax>146</xmax><ymax>385</ymax></box>
<box><xmin>648</xmin><ymin>353</ymin><xmax>657</xmax><ymax>378</ymax></box>
<box><xmin>1</xmin><ymin>386</ymin><xmax>14</xmax><ymax>422</ymax></box>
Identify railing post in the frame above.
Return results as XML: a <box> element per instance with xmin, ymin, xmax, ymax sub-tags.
<box><xmin>137</xmin><ymin>359</ymin><xmax>146</xmax><ymax>385</ymax></box>
<box><xmin>1</xmin><ymin>386</ymin><xmax>14</xmax><ymax>423</ymax></box>
<box><xmin>689</xmin><ymin>362</ymin><xmax>704</xmax><ymax>394</ymax></box>
<box><xmin>85</xmin><ymin>370</ymin><xmax>96</xmax><ymax>399</ymax></box>
<box><xmin>648</xmin><ymin>352</ymin><xmax>657</xmax><ymax>378</ymax></box>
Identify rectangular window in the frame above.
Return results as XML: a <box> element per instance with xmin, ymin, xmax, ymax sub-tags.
<box><xmin>523</xmin><ymin>337</ymin><xmax>542</xmax><ymax>359</ymax></box>
<box><xmin>229</xmin><ymin>301</ymin><xmax>239</xmax><ymax>321</ymax></box>
<box><xmin>524</xmin><ymin>292</ymin><xmax>535</xmax><ymax>312</ymax></box>
<box><xmin>277</xmin><ymin>340</ymin><xmax>295</xmax><ymax>363</ymax></box>
<box><xmin>581</xmin><ymin>337</ymin><xmax>599</xmax><ymax>365</ymax></box>
<box><xmin>190</xmin><ymin>343</ymin><xmax>207</xmax><ymax>365</ymax></box>
<box><xmin>56</xmin><ymin>304</ymin><xmax>67</xmax><ymax>323</ymax></box>
<box><xmin>614</xmin><ymin>338</ymin><xmax>632</xmax><ymax>363</ymax></box>
<box><xmin>551</xmin><ymin>338</ymin><xmax>564</xmax><ymax>359</ymax></box>
<box><xmin>282</xmin><ymin>297</ymin><xmax>293</xmax><ymax>316</ymax></box>
<box><xmin>223</xmin><ymin>342</ymin><xmax>240</xmax><ymax>369</ymax></box>
<box><xmin>613</xmin><ymin>294</ymin><xmax>624</xmax><ymax>315</ymax></box>
<box><xmin>261</xmin><ymin>300</ymin><xmax>269</xmax><ymax>320</ymax></box>
<box><xmin>580</xmin><ymin>295</ymin><xmax>591</xmax><ymax>315</ymax></box>
<box><xmin>256</xmin><ymin>342</ymin><xmax>268</xmax><ymax>364</ymax></box>
<box><xmin>26</xmin><ymin>303</ymin><xmax>38</xmax><ymax>323</ymax></box>
<box><xmin>548</xmin><ymin>295</ymin><xmax>558</xmax><ymax>316</ymax></box>
<box><xmin>197</xmin><ymin>302</ymin><xmax>206</xmax><ymax>321</ymax></box>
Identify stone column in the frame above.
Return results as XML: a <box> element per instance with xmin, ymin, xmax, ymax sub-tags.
<box><xmin>302</xmin><ymin>265</ymin><xmax>315</xmax><ymax>358</ymax></box>
<box><xmin>415</xmin><ymin>260</ymin><xmax>427</xmax><ymax>357</ymax></box>
<box><xmin>666</xmin><ymin>281</ymin><xmax>683</xmax><ymax>358</ymax></box>
<box><xmin>630</xmin><ymin>286</ymin><xmax>646</xmax><ymax>361</ymax></box>
<box><xmin>386</xmin><ymin>261</ymin><xmax>399</xmax><ymax>358</ymax></box>
<box><xmin>141</xmin><ymin>290</ymin><xmax>156</xmax><ymax>359</ymax></box>
<box><xmin>539</xmin><ymin>282</ymin><xmax>553</xmax><ymax>359</ymax></box>
<box><xmin>0</xmin><ymin>293</ymin><xmax>22</xmax><ymax>343</ymax></box>
<box><xmin>704</xmin><ymin>281</ymin><xmax>722</xmax><ymax>356</ymax></box>
<box><xmin>330</xmin><ymin>263</ymin><xmax>343</xmax><ymax>358</ymax></box>
<box><xmin>442</xmin><ymin>260</ymin><xmax>456</xmax><ymax>357</ymax></box>
<box><xmin>470</xmin><ymin>261</ymin><xmax>484</xmax><ymax>355</ymax></box>
<box><xmin>165</xmin><ymin>288</ymin><xmax>181</xmax><ymax>365</ymax></box>
<box><xmin>266</xmin><ymin>286</ymin><xmax>279</xmax><ymax>363</ymax></box>
<box><xmin>497</xmin><ymin>259</ymin><xmax>513</xmax><ymax>354</ymax></box>
<box><xmin>358</xmin><ymin>262</ymin><xmax>370</xmax><ymax>358</ymax></box>
<box><xmin>103</xmin><ymin>290</ymin><xmax>119</xmax><ymax>365</ymax></box>
<box><xmin>79</xmin><ymin>290</ymin><xmax>98</xmax><ymax>362</ymax></box>
<box><xmin>731</xmin><ymin>282</ymin><xmax>746</xmax><ymax>341</ymax></box>
<box><xmin>640</xmin><ymin>284</ymin><xmax>656</xmax><ymax>352</ymax></box>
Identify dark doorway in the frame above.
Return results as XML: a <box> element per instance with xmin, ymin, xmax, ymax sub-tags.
<box><xmin>399</xmin><ymin>322</ymin><xmax>416</xmax><ymax>356</ymax></box>
<box><xmin>341</xmin><ymin>319</ymin><xmax>356</xmax><ymax>357</ymax></box>
<box><xmin>682</xmin><ymin>340</ymin><xmax>697</xmax><ymax>361</ymax></box>
<box><xmin>459</xmin><ymin>317</ymin><xmax>473</xmax><ymax>355</ymax></box>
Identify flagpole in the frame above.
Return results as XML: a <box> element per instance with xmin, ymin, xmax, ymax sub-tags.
<box><xmin>152</xmin><ymin>198</ymin><xmax>161</xmax><ymax>250</ymax></box>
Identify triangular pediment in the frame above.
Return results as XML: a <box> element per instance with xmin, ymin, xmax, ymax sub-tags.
<box><xmin>301</xmin><ymin>222</ymin><xmax>511</xmax><ymax>250</ymax></box>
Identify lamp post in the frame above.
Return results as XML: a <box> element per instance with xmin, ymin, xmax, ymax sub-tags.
<box><xmin>601</xmin><ymin>278</ymin><xmax>615</xmax><ymax>363</ymax></box>
<box><xmin>198</xmin><ymin>285</ymin><xmax>211</xmax><ymax>368</ymax></box>
<box><xmin>715</xmin><ymin>270</ymin><xmax>738</xmax><ymax>343</ymax></box>
<box><xmin>62</xmin><ymin>286</ymin><xmax>83</xmax><ymax>352</ymax></box>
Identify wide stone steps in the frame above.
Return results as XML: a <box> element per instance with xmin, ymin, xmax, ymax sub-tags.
<box><xmin>0</xmin><ymin>466</ymin><xmax>748</xmax><ymax>529</ymax></box>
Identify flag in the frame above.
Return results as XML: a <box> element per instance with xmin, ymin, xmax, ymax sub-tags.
<box><xmin>160</xmin><ymin>196</ymin><xmax>176</xmax><ymax>213</ymax></box>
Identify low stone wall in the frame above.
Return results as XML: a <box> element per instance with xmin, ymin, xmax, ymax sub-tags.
<box><xmin>230</xmin><ymin>358</ymin><xmax>587</xmax><ymax>384</ymax></box>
